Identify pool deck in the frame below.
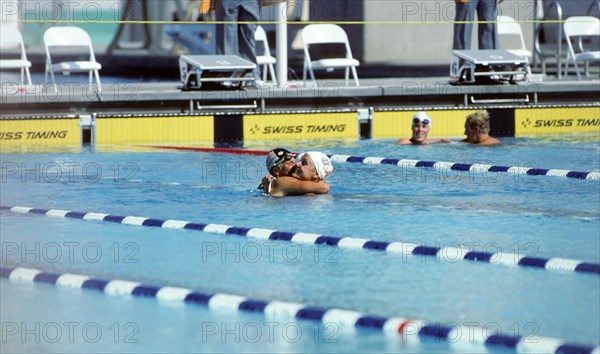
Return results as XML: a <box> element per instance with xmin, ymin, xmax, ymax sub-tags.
<box><xmin>1</xmin><ymin>74</ymin><xmax>599</xmax><ymax>117</ymax></box>
<box><xmin>1</xmin><ymin>57</ymin><xmax>598</xmax><ymax>146</ymax></box>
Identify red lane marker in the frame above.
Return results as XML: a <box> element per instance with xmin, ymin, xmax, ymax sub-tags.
<box><xmin>397</xmin><ymin>319</ymin><xmax>414</xmax><ymax>334</ymax></box>
<box><xmin>141</xmin><ymin>145</ymin><xmax>270</xmax><ymax>156</ymax></box>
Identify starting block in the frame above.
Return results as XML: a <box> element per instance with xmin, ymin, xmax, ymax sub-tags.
<box><xmin>179</xmin><ymin>55</ymin><xmax>256</xmax><ymax>90</ymax></box>
<box><xmin>450</xmin><ymin>50</ymin><xmax>531</xmax><ymax>84</ymax></box>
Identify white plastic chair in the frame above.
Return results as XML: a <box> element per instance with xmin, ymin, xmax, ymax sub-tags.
<box><xmin>563</xmin><ymin>16</ymin><xmax>600</xmax><ymax>79</ymax></box>
<box><xmin>0</xmin><ymin>25</ymin><xmax>32</xmax><ymax>85</ymax></box>
<box><xmin>44</xmin><ymin>26</ymin><xmax>102</xmax><ymax>92</ymax></box>
<box><xmin>255</xmin><ymin>25</ymin><xmax>277</xmax><ymax>84</ymax></box>
<box><xmin>301</xmin><ymin>24</ymin><xmax>360</xmax><ymax>87</ymax></box>
<box><xmin>497</xmin><ymin>16</ymin><xmax>533</xmax><ymax>61</ymax></box>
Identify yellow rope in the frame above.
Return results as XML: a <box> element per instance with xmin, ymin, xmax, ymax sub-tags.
<box><xmin>10</xmin><ymin>19</ymin><xmax>575</xmax><ymax>25</ymax></box>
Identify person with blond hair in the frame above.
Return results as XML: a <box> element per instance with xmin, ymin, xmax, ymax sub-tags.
<box><xmin>462</xmin><ymin>110</ymin><xmax>500</xmax><ymax>145</ymax></box>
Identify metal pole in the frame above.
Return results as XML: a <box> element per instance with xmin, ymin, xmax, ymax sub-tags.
<box><xmin>532</xmin><ymin>0</ymin><xmax>538</xmax><ymax>68</ymax></box>
<box><xmin>276</xmin><ymin>1</ymin><xmax>288</xmax><ymax>87</ymax></box>
<box><xmin>554</xmin><ymin>1</ymin><xmax>562</xmax><ymax>79</ymax></box>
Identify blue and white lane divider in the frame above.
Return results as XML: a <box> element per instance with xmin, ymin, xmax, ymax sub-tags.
<box><xmin>327</xmin><ymin>154</ymin><xmax>600</xmax><ymax>181</ymax></box>
<box><xmin>146</xmin><ymin>146</ymin><xmax>600</xmax><ymax>181</ymax></box>
<box><xmin>2</xmin><ymin>266</ymin><xmax>598</xmax><ymax>354</ymax></box>
<box><xmin>3</xmin><ymin>205</ymin><xmax>599</xmax><ymax>277</ymax></box>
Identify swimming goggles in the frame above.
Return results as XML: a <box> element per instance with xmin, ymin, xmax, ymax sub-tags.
<box><xmin>413</xmin><ymin>117</ymin><xmax>430</xmax><ymax>125</ymax></box>
<box><xmin>269</xmin><ymin>151</ymin><xmax>296</xmax><ymax>171</ymax></box>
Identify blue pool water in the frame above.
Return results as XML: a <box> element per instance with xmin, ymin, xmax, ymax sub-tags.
<box><xmin>1</xmin><ymin>137</ymin><xmax>599</xmax><ymax>353</ymax></box>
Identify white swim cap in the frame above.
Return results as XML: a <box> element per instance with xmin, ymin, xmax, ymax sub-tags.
<box><xmin>412</xmin><ymin>111</ymin><xmax>431</xmax><ymax>127</ymax></box>
<box><xmin>298</xmin><ymin>151</ymin><xmax>333</xmax><ymax>180</ymax></box>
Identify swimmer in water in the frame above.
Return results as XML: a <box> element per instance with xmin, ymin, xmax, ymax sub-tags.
<box><xmin>461</xmin><ymin>110</ymin><xmax>501</xmax><ymax>146</ymax></box>
<box><xmin>396</xmin><ymin>112</ymin><xmax>452</xmax><ymax>145</ymax></box>
<box><xmin>260</xmin><ymin>148</ymin><xmax>332</xmax><ymax>197</ymax></box>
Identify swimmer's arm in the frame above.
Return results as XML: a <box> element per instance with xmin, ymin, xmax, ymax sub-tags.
<box><xmin>260</xmin><ymin>174</ymin><xmax>274</xmax><ymax>187</ymax></box>
<box><xmin>257</xmin><ymin>174</ymin><xmax>276</xmax><ymax>191</ymax></box>
<box><xmin>271</xmin><ymin>177</ymin><xmax>330</xmax><ymax>196</ymax></box>
<box><xmin>395</xmin><ymin>138</ymin><xmax>411</xmax><ymax>145</ymax></box>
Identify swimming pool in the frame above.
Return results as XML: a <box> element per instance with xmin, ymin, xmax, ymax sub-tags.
<box><xmin>1</xmin><ymin>137</ymin><xmax>599</xmax><ymax>353</ymax></box>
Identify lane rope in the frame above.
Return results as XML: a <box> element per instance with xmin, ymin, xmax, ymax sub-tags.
<box><xmin>2</xmin><ymin>205</ymin><xmax>598</xmax><ymax>276</ymax></box>
<box><xmin>144</xmin><ymin>145</ymin><xmax>268</xmax><ymax>156</ymax></box>
<box><xmin>1</xmin><ymin>265</ymin><xmax>597</xmax><ymax>354</ymax></box>
<box><xmin>143</xmin><ymin>146</ymin><xmax>600</xmax><ymax>181</ymax></box>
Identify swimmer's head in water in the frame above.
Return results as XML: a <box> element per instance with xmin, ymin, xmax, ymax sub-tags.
<box><xmin>296</xmin><ymin>151</ymin><xmax>333</xmax><ymax>180</ymax></box>
<box><xmin>412</xmin><ymin>111</ymin><xmax>431</xmax><ymax>127</ymax></box>
<box><xmin>266</xmin><ymin>148</ymin><xmax>297</xmax><ymax>175</ymax></box>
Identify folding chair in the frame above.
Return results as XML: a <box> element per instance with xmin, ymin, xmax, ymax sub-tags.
<box><xmin>563</xmin><ymin>16</ymin><xmax>600</xmax><ymax>79</ymax></box>
<box><xmin>255</xmin><ymin>25</ymin><xmax>277</xmax><ymax>84</ymax></box>
<box><xmin>44</xmin><ymin>26</ymin><xmax>102</xmax><ymax>92</ymax></box>
<box><xmin>0</xmin><ymin>25</ymin><xmax>32</xmax><ymax>85</ymax></box>
<box><xmin>497</xmin><ymin>16</ymin><xmax>533</xmax><ymax>61</ymax></box>
<box><xmin>301</xmin><ymin>24</ymin><xmax>360</xmax><ymax>87</ymax></box>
